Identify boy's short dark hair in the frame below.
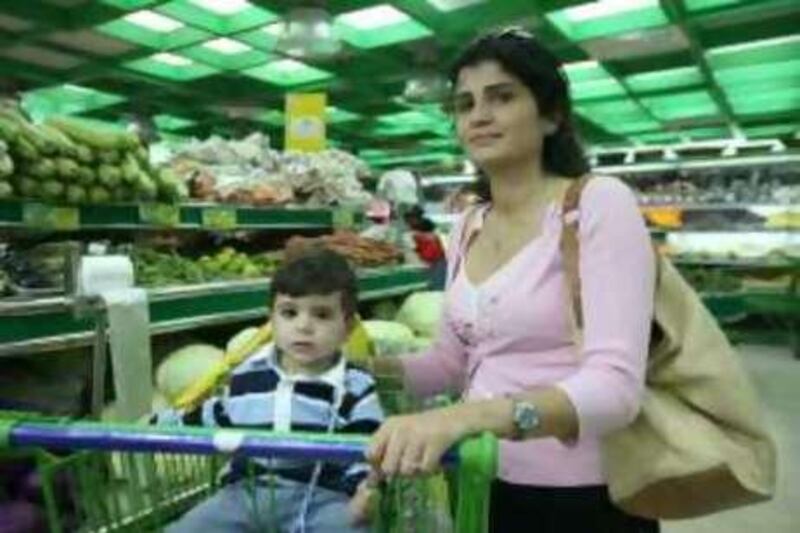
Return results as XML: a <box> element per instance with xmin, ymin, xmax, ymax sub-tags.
<box><xmin>270</xmin><ymin>249</ymin><xmax>358</xmax><ymax>318</ymax></box>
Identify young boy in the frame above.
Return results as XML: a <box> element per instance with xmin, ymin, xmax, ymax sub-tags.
<box><xmin>153</xmin><ymin>249</ymin><xmax>384</xmax><ymax>532</ymax></box>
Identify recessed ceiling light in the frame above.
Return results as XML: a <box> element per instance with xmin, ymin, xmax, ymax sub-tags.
<box><xmin>189</xmin><ymin>0</ymin><xmax>251</xmax><ymax>15</ymax></box>
<box><xmin>264</xmin><ymin>22</ymin><xmax>283</xmax><ymax>36</ymax></box>
<box><xmin>337</xmin><ymin>5</ymin><xmax>410</xmax><ymax>30</ymax></box>
<box><xmin>123</xmin><ymin>10</ymin><xmax>184</xmax><ymax>32</ymax></box>
<box><xmin>152</xmin><ymin>52</ymin><xmax>193</xmax><ymax>67</ymax></box>
<box><xmin>203</xmin><ymin>37</ymin><xmax>252</xmax><ymax>54</ymax></box>
<box><xmin>563</xmin><ymin>0</ymin><xmax>657</xmax><ymax>22</ymax></box>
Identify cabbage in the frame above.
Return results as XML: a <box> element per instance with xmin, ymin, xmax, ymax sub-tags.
<box><xmin>226</xmin><ymin>326</ymin><xmax>260</xmax><ymax>354</ymax></box>
<box><xmin>395</xmin><ymin>291</ymin><xmax>444</xmax><ymax>338</ymax></box>
<box><xmin>410</xmin><ymin>336</ymin><xmax>434</xmax><ymax>351</ymax></box>
<box><xmin>155</xmin><ymin>344</ymin><xmax>224</xmax><ymax>404</ymax></box>
<box><xmin>362</xmin><ymin>320</ymin><xmax>416</xmax><ymax>357</ymax></box>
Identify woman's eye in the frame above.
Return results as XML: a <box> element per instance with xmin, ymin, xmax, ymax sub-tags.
<box><xmin>453</xmin><ymin>98</ymin><xmax>473</xmax><ymax>114</ymax></box>
<box><xmin>280</xmin><ymin>309</ymin><xmax>297</xmax><ymax>319</ymax></box>
<box><xmin>314</xmin><ymin>310</ymin><xmax>332</xmax><ymax>320</ymax></box>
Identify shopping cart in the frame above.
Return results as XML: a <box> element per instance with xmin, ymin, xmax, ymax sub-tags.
<box><xmin>0</xmin><ymin>412</ymin><xmax>497</xmax><ymax>533</ymax></box>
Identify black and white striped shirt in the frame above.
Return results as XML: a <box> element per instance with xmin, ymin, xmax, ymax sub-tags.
<box><xmin>153</xmin><ymin>344</ymin><xmax>384</xmax><ymax>495</ymax></box>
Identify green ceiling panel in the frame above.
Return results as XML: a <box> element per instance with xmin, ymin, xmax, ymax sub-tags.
<box><xmin>603</xmin><ymin>119</ymin><xmax>662</xmax><ymax>134</ymax></box>
<box><xmin>327</xmin><ymin>106</ymin><xmax>361</xmax><ymax>124</ymax></box>
<box><xmin>547</xmin><ymin>2</ymin><xmax>669</xmax><ymax>42</ymax></box>
<box><xmin>577</xmin><ymin>99</ymin><xmax>649</xmax><ymax>120</ymax></box>
<box><xmin>154</xmin><ymin>113</ymin><xmax>196</xmax><ymax>130</ymax></box>
<box><xmin>251</xmin><ymin>110</ymin><xmax>284</xmax><ymax>126</ymax></box>
<box><xmin>155</xmin><ymin>0</ymin><xmax>278</xmax><ymax>35</ymax></box>
<box><xmin>179</xmin><ymin>40</ymin><xmax>272</xmax><ymax>70</ymax></box>
<box><xmin>744</xmin><ymin>124</ymin><xmax>797</xmax><ymax>138</ymax></box>
<box><xmin>101</xmin><ymin>0</ymin><xmax>161</xmax><ymax>9</ymax></box>
<box><xmin>21</xmin><ymin>84</ymin><xmax>126</xmax><ymax>121</ymax></box>
<box><xmin>98</xmin><ymin>17</ymin><xmax>211</xmax><ymax>49</ymax></box>
<box><xmin>728</xmin><ymin>90</ymin><xmax>800</xmax><ymax>115</ymax></box>
<box><xmin>707</xmin><ymin>34</ymin><xmax>800</xmax><ymax>70</ymax></box>
<box><xmin>572</xmin><ymin>79</ymin><xmax>627</xmax><ymax>101</ymax></box>
<box><xmin>685</xmin><ymin>0</ymin><xmax>744</xmax><ymax>11</ymax></box>
<box><xmin>629</xmin><ymin>131</ymin><xmax>683</xmax><ymax>144</ymax></box>
<box><xmin>640</xmin><ymin>91</ymin><xmax>720</xmax><ymax>120</ymax></box>
<box><xmin>682</xmin><ymin>126</ymin><xmax>731</xmax><ymax>139</ymax></box>
<box><xmin>421</xmin><ymin>137</ymin><xmax>459</xmax><ymax>149</ymax></box>
<box><xmin>625</xmin><ymin>66</ymin><xmax>704</xmax><ymax>93</ymax></box>
<box><xmin>335</xmin><ymin>5</ymin><xmax>433</xmax><ymax>49</ymax></box>
<box><xmin>242</xmin><ymin>60</ymin><xmax>333</xmax><ymax>87</ymax></box>
<box><xmin>237</xmin><ymin>26</ymin><xmax>280</xmax><ymax>52</ymax></box>
<box><xmin>125</xmin><ymin>54</ymin><xmax>219</xmax><ymax>81</ymax></box>
<box><xmin>713</xmin><ymin>59</ymin><xmax>800</xmax><ymax>86</ymax></box>
<box><xmin>564</xmin><ymin>61</ymin><xmax>611</xmax><ymax>84</ymax></box>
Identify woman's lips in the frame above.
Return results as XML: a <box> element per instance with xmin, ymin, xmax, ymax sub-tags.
<box><xmin>469</xmin><ymin>133</ymin><xmax>501</xmax><ymax>145</ymax></box>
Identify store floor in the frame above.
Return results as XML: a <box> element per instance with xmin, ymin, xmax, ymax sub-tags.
<box><xmin>663</xmin><ymin>345</ymin><xmax>800</xmax><ymax>533</ymax></box>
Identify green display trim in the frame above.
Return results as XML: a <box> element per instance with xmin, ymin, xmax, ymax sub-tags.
<box><xmin>547</xmin><ymin>5</ymin><xmax>669</xmax><ymax>42</ymax></box>
<box><xmin>0</xmin><ymin>201</ymin><xmax>349</xmax><ymax>231</ymax></box>
<box><xmin>0</xmin><ymin>267</ymin><xmax>429</xmax><ymax>346</ymax></box>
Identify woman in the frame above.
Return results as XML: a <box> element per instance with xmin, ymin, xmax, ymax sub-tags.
<box><xmin>367</xmin><ymin>29</ymin><xmax>657</xmax><ymax>532</ymax></box>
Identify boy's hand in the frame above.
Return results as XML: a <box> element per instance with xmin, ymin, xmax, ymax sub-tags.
<box><xmin>348</xmin><ymin>471</ymin><xmax>382</xmax><ymax>526</ymax></box>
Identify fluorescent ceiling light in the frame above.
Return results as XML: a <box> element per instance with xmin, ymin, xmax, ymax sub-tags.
<box><xmin>562</xmin><ymin>0</ymin><xmax>657</xmax><ymax>22</ymax></box>
<box><xmin>203</xmin><ymin>37</ymin><xmax>252</xmax><ymax>54</ymax></box>
<box><xmin>123</xmin><ymin>10</ymin><xmax>183</xmax><ymax>32</ymax></box>
<box><xmin>269</xmin><ymin>59</ymin><xmax>306</xmax><ymax>72</ymax></box>
<box><xmin>189</xmin><ymin>0</ymin><xmax>251</xmax><ymax>15</ymax></box>
<box><xmin>426</xmin><ymin>0</ymin><xmax>485</xmax><ymax>11</ymax></box>
<box><xmin>63</xmin><ymin>84</ymin><xmax>92</xmax><ymax>93</ymax></box>
<box><xmin>337</xmin><ymin>5</ymin><xmax>410</xmax><ymax>30</ymax></box>
<box><xmin>152</xmin><ymin>52</ymin><xmax>193</xmax><ymax>66</ymax></box>
<box><xmin>708</xmin><ymin>34</ymin><xmax>800</xmax><ymax>56</ymax></box>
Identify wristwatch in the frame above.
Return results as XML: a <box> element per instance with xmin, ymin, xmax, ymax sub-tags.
<box><xmin>509</xmin><ymin>396</ymin><xmax>541</xmax><ymax>440</ymax></box>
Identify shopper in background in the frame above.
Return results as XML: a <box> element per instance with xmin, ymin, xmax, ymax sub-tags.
<box><xmin>366</xmin><ymin>28</ymin><xmax>658</xmax><ymax>532</ymax></box>
<box><xmin>152</xmin><ymin>250</ymin><xmax>384</xmax><ymax>533</ymax></box>
<box><xmin>403</xmin><ymin>205</ymin><xmax>447</xmax><ymax>289</ymax></box>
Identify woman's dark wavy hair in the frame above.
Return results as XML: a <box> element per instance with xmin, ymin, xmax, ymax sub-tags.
<box><xmin>448</xmin><ymin>29</ymin><xmax>589</xmax><ymax>200</ymax></box>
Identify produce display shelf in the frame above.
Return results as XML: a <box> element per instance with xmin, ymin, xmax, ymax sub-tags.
<box><xmin>0</xmin><ymin>265</ymin><xmax>428</xmax><ymax>357</ymax></box>
<box><xmin>0</xmin><ymin>200</ymin><xmax>361</xmax><ymax>231</ymax></box>
<box><xmin>673</xmin><ymin>258</ymin><xmax>800</xmax><ymax>269</ymax></box>
<box><xmin>650</xmin><ymin>227</ymin><xmax>799</xmax><ymax>234</ymax></box>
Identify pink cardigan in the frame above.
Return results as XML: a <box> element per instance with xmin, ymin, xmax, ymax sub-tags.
<box><xmin>401</xmin><ymin>177</ymin><xmax>655</xmax><ymax>486</ymax></box>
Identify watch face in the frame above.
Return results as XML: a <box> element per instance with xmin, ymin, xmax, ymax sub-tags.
<box><xmin>516</xmin><ymin>403</ymin><xmax>540</xmax><ymax>431</ymax></box>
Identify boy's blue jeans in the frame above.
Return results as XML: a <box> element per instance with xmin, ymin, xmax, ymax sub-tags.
<box><xmin>165</xmin><ymin>477</ymin><xmax>368</xmax><ymax>533</ymax></box>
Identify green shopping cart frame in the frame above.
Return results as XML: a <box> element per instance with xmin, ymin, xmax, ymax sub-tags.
<box><xmin>0</xmin><ymin>414</ymin><xmax>497</xmax><ymax>533</ymax></box>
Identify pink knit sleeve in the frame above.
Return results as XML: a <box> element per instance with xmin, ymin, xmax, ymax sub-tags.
<box><xmin>556</xmin><ymin>177</ymin><xmax>655</xmax><ymax>439</ymax></box>
<box><xmin>399</xmin><ymin>209</ymin><xmax>475</xmax><ymax>398</ymax></box>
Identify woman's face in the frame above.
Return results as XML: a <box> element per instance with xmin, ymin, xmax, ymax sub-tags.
<box><xmin>453</xmin><ymin>60</ymin><xmax>548</xmax><ymax>168</ymax></box>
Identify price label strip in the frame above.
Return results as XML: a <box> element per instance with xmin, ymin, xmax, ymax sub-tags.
<box><xmin>202</xmin><ymin>207</ymin><xmax>237</xmax><ymax>231</ymax></box>
<box><xmin>23</xmin><ymin>203</ymin><xmax>79</xmax><ymax>230</ymax></box>
<box><xmin>139</xmin><ymin>204</ymin><xmax>180</xmax><ymax>227</ymax></box>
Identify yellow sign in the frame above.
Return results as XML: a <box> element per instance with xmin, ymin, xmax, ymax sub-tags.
<box><xmin>285</xmin><ymin>93</ymin><xmax>326</xmax><ymax>152</ymax></box>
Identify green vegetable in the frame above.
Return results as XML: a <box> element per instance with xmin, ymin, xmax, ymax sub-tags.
<box><xmin>136</xmin><ymin>172</ymin><xmax>158</xmax><ymax>201</ymax></box>
<box><xmin>88</xmin><ymin>186</ymin><xmax>111</xmax><ymax>204</ymax></box>
<box><xmin>0</xmin><ymin>181</ymin><xmax>12</xmax><ymax>199</ymax></box>
<box><xmin>395</xmin><ymin>291</ymin><xmax>444</xmax><ymax>338</ymax></box>
<box><xmin>121</xmin><ymin>153</ymin><xmax>140</xmax><ymax>184</ymax></box>
<box><xmin>17</xmin><ymin>176</ymin><xmax>39</xmax><ymax>197</ymax></box>
<box><xmin>98</xmin><ymin>150</ymin><xmax>122</xmax><ymax>165</ymax></box>
<box><xmin>75</xmin><ymin>145</ymin><xmax>93</xmax><ymax>164</ymax></box>
<box><xmin>46</xmin><ymin>116</ymin><xmax>138</xmax><ymax>151</ymax></box>
<box><xmin>12</xmin><ymin>137</ymin><xmax>38</xmax><ymax>160</ymax></box>
<box><xmin>97</xmin><ymin>164</ymin><xmax>122</xmax><ymax>188</ymax></box>
<box><xmin>157</xmin><ymin>168</ymin><xmax>188</xmax><ymax>202</ymax></box>
<box><xmin>65</xmin><ymin>184</ymin><xmax>88</xmax><ymax>205</ymax></box>
<box><xmin>56</xmin><ymin>158</ymin><xmax>79</xmax><ymax>181</ymax></box>
<box><xmin>29</xmin><ymin>159</ymin><xmax>57</xmax><ymax>179</ymax></box>
<box><xmin>76</xmin><ymin>166</ymin><xmax>95</xmax><ymax>186</ymax></box>
<box><xmin>0</xmin><ymin>116</ymin><xmax>20</xmax><ymax>142</ymax></box>
<box><xmin>42</xmin><ymin>181</ymin><xmax>65</xmax><ymax>202</ymax></box>
<box><xmin>134</xmin><ymin>145</ymin><xmax>148</xmax><ymax>165</ymax></box>
<box><xmin>155</xmin><ymin>344</ymin><xmax>224</xmax><ymax>404</ymax></box>
<box><xmin>0</xmin><ymin>154</ymin><xmax>13</xmax><ymax>178</ymax></box>
<box><xmin>38</xmin><ymin>124</ymin><xmax>79</xmax><ymax>157</ymax></box>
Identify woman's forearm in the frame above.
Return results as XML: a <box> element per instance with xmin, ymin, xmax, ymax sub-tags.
<box><xmin>455</xmin><ymin>386</ymin><xmax>579</xmax><ymax>443</ymax></box>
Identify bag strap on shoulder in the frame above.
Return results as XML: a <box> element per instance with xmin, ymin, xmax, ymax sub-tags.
<box><xmin>559</xmin><ymin>176</ymin><xmax>592</xmax><ymax>330</ymax></box>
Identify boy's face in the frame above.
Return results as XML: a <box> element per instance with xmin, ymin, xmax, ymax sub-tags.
<box><xmin>272</xmin><ymin>292</ymin><xmax>352</xmax><ymax>374</ymax></box>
